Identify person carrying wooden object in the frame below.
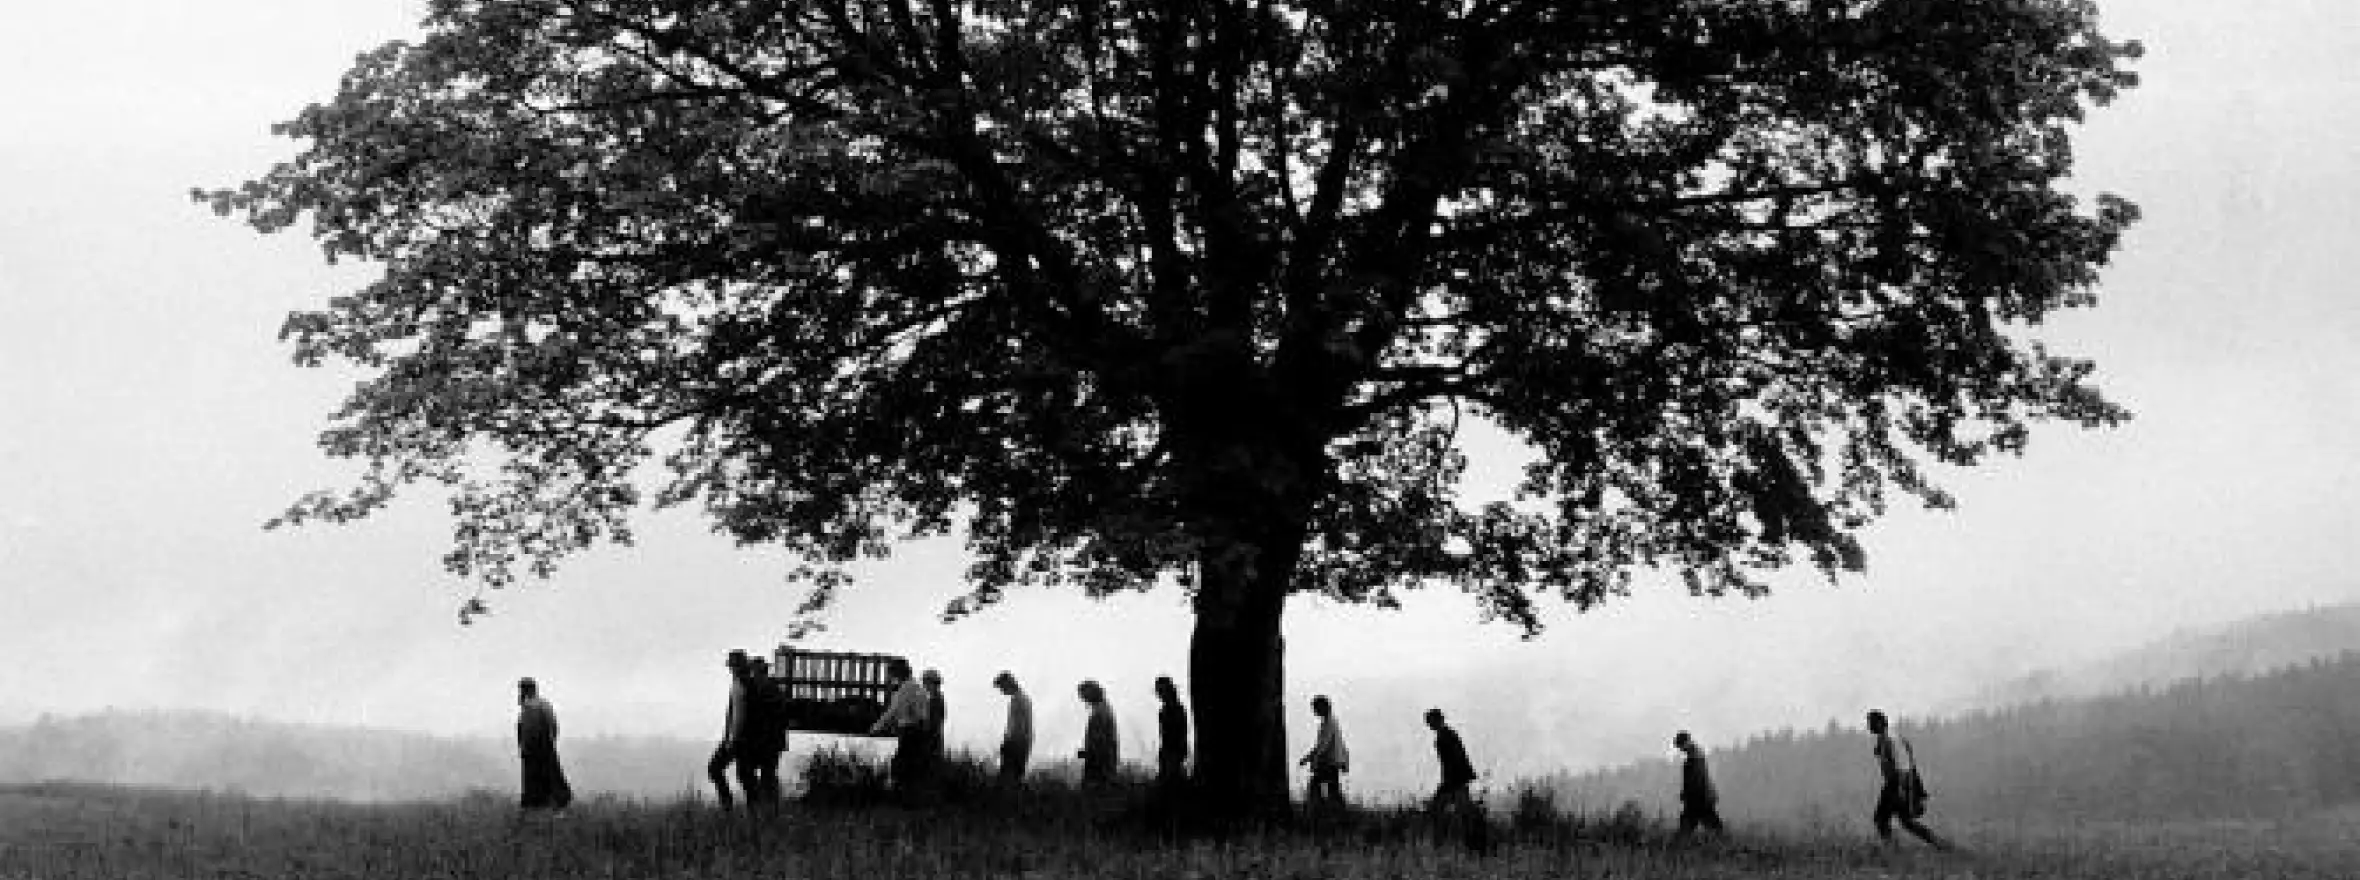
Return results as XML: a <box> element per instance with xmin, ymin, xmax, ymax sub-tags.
<box><xmin>922</xmin><ymin>668</ymin><xmax>947</xmax><ymax>770</ymax></box>
<box><xmin>868</xmin><ymin>658</ymin><xmax>932</xmax><ymax>797</ymax></box>
<box><xmin>741</xmin><ymin>656</ymin><xmax>790</xmax><ymax>810</ymax></box>
<box><xmin>708</xmin><ymin>649</ymin><xmax>750</xmax><ymax>810</ymax></box>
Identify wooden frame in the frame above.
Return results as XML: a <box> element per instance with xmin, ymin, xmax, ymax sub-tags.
<box><xmin>770</xmin><ymin>646</ymin><xmax>906</xmax><ymax>736</ymax></box>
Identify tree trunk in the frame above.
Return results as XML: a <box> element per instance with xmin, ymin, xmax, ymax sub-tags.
<box><xmin>1188</xmin><ymin>551</ymin><xmax>1295</xmax><ymax>820</ymax></box>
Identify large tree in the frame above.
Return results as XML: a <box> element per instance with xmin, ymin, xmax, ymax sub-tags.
<box><xmin>203</xmin><ymin>0</ymin><xmax>2138</xmax><ymax>816</ymax></box>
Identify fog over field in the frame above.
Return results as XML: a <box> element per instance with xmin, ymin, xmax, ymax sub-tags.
<box><xmin>5</xmin><ymin>0</ymin><xmax>2360</xmax><ymax>821</ymax></box>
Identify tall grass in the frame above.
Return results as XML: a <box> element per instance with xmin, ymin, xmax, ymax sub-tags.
<box><xmin>5</xmin><ymin>758</ymin><xmax>2358</xmax><ymax>880</ymax></box>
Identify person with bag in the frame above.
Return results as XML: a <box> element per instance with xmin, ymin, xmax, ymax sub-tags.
<box><xmin>1866</xmin><ymin>710</ymin><xmax>1950</xmax><ymax>850</ymax></box>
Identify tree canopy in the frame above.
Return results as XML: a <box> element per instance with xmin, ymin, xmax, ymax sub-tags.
<box><xmin>204</xmin><ymin>0</ymin><xmax>2138</xmax><ymax>813</ymax></box>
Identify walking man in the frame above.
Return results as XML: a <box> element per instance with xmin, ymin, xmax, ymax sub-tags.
<box><xmin>1298</xmin><ymin>695</ymin><xmax>1349</xmax><ymax>814</ymax></box>
<box><xmin>707</xmin><ymin>650</ymin><xmax>750</xmax><ymax>810</ymax></box>
<box><xmin>1425</xmin><ymin>709</ymin><xmax>1477</xmax><ymax>815</ymax></box>
<box><xmin>922</xmin><ymin>669</ymin><xmax>947</xmax><ymax>769</ymax></box>
<box><xmin>1425</xmin><ymin>708</ymin><xmax>1485</xmax><ymax>849</ymax></box>
<box><xmin>1867</xmin><ymin>710</ymin><xmax>1950</xmax><ymax>850</ymax></box>
<box><xmin>868</xmin><ymin>658</ymin><xmax>932</xmax><ymax>799</ymax></box>
<box><xmin>1671</xmin><ymin>730</ymin><xmax>1724</xmax><ymax>840</ymax></box>
<box><xmin>741</xmin><ymin>656</ymin><xmax>789</xmax><ymax>810</ymax></box>
<box><xmin>515</xmin><ymin>677</ymin><xmax>572</xmax><ymax>812</ymax></box>
<box><xmin>1155</xmin><ymin>676</ymin><xmax>1190</xmax><ymax>809</ymax></box>
<box><xmin>1076</xmin><ymin>679</ymin><xmax>1118</xmax><ymax>785</ymax></box>
<box><xmin>993</xmin><ymin>671</ymin><xmax>1033</xmax><ymax>787</ymax></box>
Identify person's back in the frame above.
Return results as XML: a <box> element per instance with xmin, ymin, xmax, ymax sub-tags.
<box><xmin>1078</xmin><ymin>681</ymin><xmax>1117</xmax><ymax>783</ymax></box>
<box><xmin>517</xmin><ymin>696</ymin><xmax>558</xmax><ymax>752</ymax></box>
<box><xmin>1154</xmin><ymin>676</ymin><xmax>1188</xmax><ymax>797</ymax></box>
<box><xmin>514</xmin><ymin>678</ymin><xmax>572</xmax><ymax>811</ymax></box>
<box><xmin>1435</xmin><ymin>724</ymin><xmax>1474</xmax><ymax>788</ymax></box>
<box><xmin>994</xmin><ymin>672</ymin><xmax>1034</xmax><ymax>786</ymax></box>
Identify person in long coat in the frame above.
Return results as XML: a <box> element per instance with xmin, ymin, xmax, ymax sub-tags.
<box><xmin>1077</xmin><ymin>680</ymin><xmax>1118</xmax><ymax>784</ymax></box>
<box><xmin>516</xmin><ymin>677</ymin><xmax>573</xmax><ymax>812</ymax></box>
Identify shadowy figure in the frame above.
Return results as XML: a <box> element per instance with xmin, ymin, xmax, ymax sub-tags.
<box><xmin>708</xmin><ymin>649</ymin><xmax>749</xmax><ymax>810</ymax></box>
<box><xmin>1154</xmin><ymin>676</ymin><xmax>1190</xmax><ymax>811</ymax></box>
<box><xmin>1415</xmin><ymin>707</ymin><xmax>1472</xmax><ymax>806</ymax></box>
<box><xmin>1425</xmin><ymin>708</ymin><xmax>1487</xmax><ymax>850</ymax></box>
<box><xmin>515</xmin><ymin>677</ymin><xmax>572</xmax><ymax>812</ymax></box>
<box><xmin>1298</xmin><ymin>695</ymin><xmax>1349</xmax><ymax>815</ymax></box>
<box><xmin>869</xmin><ymin>658</ymin><xmax>933</xmax><ymax>801</ymax></box>
<box><xmin>1867</xmin><ymin>710</ymin><xmax>1950</xmax><ymax>850</ymax></box>
<box><xmin>741</xmin><ymin>657</ymin><xmax>788</xmax><ymax>811</ymax></box>
<box><xmin>922</xmin><ymin>669</ymin><xmax>947</xmax><ymax>772</ymax></box>
<box><xmin>1077</xmin><ymin>679</ymin><xmax>1118</xmax><ymax>785</ymax></box>
<box><xmin>994</xmin><ymin>671</ymin><xmax>1033</xmax><ymax>788</ymax></box>
<box><xmin>1671</xmin><ymin>730</ymin><xmax>1724</xmax><ymax>841</ymax></box>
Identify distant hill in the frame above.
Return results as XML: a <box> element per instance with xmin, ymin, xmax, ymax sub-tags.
<box><xmin>0</xmin><ymin>709</ymin><xmax>712</xmax><ymax>802</ymax></box>
<box><xmin>1950</xmin><ymin>602</ymin><xmax>2360</xmax><ymax>712</ymax></box>
<box><xmin>1554</xmin><ymin>650</ymin><xmax>2360</xmax><ymax>824</ymax></box>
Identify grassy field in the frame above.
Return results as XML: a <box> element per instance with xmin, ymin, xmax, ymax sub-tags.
<box><xmin>3</xmin><ymin>774</ymin><xmax>2356</xmax><ymax>879</ymax></box>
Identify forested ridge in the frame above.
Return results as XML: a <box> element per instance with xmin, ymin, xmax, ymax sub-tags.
<box><xmin>0</xmin><ymin>710</ymin><xmax>705</xmax><ymax>801</ymax></box>
<box><xmin>1560</xmin><ymin>650</ymin><xmax>2360</xmax><ymax>823</ymax></box>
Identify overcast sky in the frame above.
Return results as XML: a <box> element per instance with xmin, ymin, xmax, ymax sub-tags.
<box><xmin>3</xmin><ymin>0</ymin><xmax>2356</xmax><ymax>794</ymax></box>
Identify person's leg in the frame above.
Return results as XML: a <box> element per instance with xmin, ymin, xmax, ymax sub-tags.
<box><xmin>519</xmin><ymin>753</ymin><xmax>543</xmax><ymax>809</ymax></box>
<box><xmin>752</xmin><ymin>749</ymin><xmax>781</xmax><ymax>808</ymax></box>
<box><xmin>1898</xmin><ymin>814</ymin><xmax>1949</xmax><ymax>849</ymax></box>
<box><xmin>1872</xmin><ymin>790</ymin><xmax>1899</xmax><ymax>842</ymax></box>
<box><xmin>998</xmin><ymin>745</ymin><xmax>1027</xmax><ymax>789</ymax></box>
<box><xmin>1701</xmin><ymin>803</ymin><xmax>1724</xmax><ymax>834</ymax></box>
<box><xmin>708</xmin><ymin>744</ymin><xmax>737</xmax><ymax>810</ymax></box>
<box><xmin>734</xmin><ymin>747</ymin><xmax>761</xmax><ymax>810</ymax></box>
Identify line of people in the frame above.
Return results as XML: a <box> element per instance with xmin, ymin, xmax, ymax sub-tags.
<box><xmin>526</xmin><ymin>659</ymin><xmax>1954</xmax><ymax>850</ymax></box>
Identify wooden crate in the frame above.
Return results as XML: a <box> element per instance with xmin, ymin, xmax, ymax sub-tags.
<box><xmin>770</xmin><ymin>646</ymin><xmax>904</xmax><ymax>736</ymax></box>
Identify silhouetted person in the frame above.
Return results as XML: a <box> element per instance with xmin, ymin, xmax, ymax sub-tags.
<box><xmin>1298</xmin><ymin>695</ymin><xmax>1348</xmax><ymax>813</ymax></box>
<box><xmin>1426</xmin><ymin>709</ymin><xmax>1487</xmax><ymax>852</ymax></box>
<box><xmin>922</xmin><ymin>668</ymin><xmax>947</xmax><ymax>770</ymax></box>
<box><xmin>740</xmin><ymin>657</ymin><xmax>788</xmax><ymax>810</ymax></box>
<box><xmin>1077</xmin><ymin>679</ymin><xmax>1118</xmax><ymax>785</ymax></box>
<box><xmin>1155</xmin><ymin>676</ymin><xmax>1189</xmax><ymax>807</ymax></box>
<box><xmin>515</xmin><ymin>677</ymin><xmax>572</xmax><ymax>812</ymax></box>
<box><xmin>708</xmin><ymin>649</ymin><xmax>750</xmax><ymax>810</ymax></box>
<box><xmin>1867</xmin><ymin>710</ymin><xmax>1949</xmax><ymax>849</ymax></box>
<box><xmin>1426</xmin><ymin>709</ymin><xmax>1477</xmax><ymax>814</ymax></box>
<box><xmin>1671</xmin><ymin>730</ymin><xmax>1724</xmax><ymax>840</ymax></box>
<box><xmin>868</xmin><ymin>658</ymin><xmax>932</xmax><ymax>798</ymax></box>
<box><xmin>994</xmin><ymin>671</ymin><xmax>1033</xmax><ymax>787</ymax></box>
